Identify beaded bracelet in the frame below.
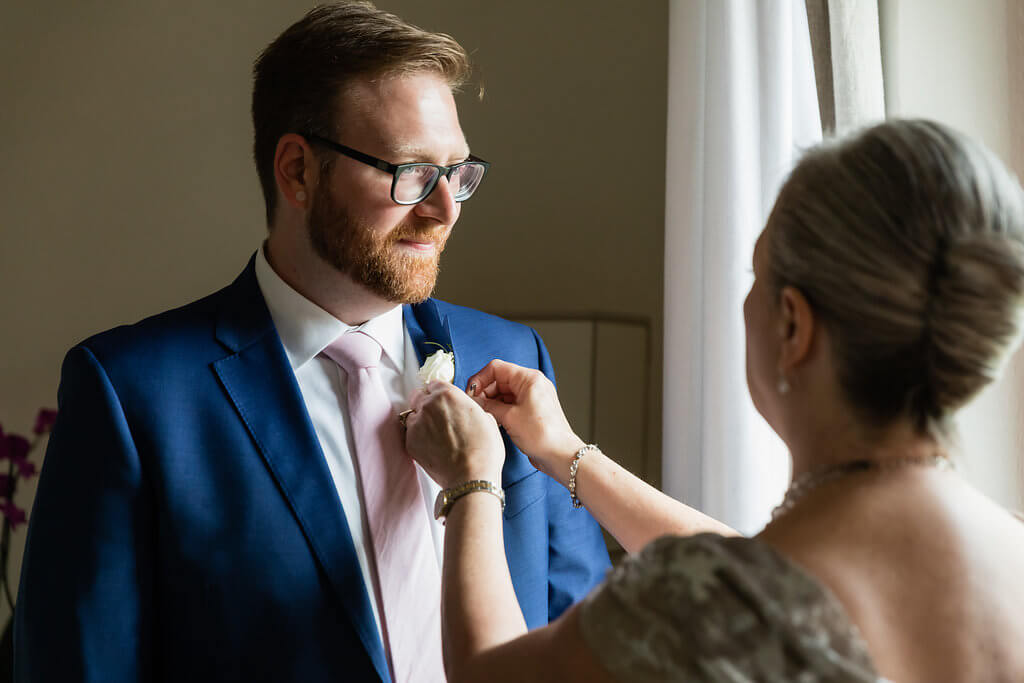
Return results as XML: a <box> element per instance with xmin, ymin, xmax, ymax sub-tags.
<box><xmin>569</xmin><ymin>444</ymin><xmax>599</xmax><ymax>509</ymax></box>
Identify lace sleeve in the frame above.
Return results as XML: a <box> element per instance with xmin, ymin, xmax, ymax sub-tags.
<box><xmin>577</xmin><ymin>534</ymin><xmax>879</xmax><ymax>683</ymax></box>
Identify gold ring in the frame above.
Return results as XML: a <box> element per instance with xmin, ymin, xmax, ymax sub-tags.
<box><xmin>398</xmin><ymin>409</ymin><xmax>414</xmax><ymax>427</ymax></box>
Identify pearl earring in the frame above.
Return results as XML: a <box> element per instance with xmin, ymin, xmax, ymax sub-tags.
<box><xmin>296</xmin><ymin>191</ymin><xmax>307</xmax><ymax>202</ymax></box>
<box><xmin>777</xmin><ymin>376</ymin><xmax>791</xmax><ymax>395</ymax></box>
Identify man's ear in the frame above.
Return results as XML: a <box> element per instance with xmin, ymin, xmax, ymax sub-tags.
<box><xmin>273</xmin><ymin>134</ymin><xmax>317</xmax><ymax>208</ymax></box>
<box><xmin>778</xmin><ymin>285</ymin><xmax>815</xmax><ymax>373</ymax></box>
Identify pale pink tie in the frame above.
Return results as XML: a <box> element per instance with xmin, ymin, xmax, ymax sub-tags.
<box><xmin>323</xmin><ymin>331</ymin><xmax>445</xmax><ymax>683</ymax></box>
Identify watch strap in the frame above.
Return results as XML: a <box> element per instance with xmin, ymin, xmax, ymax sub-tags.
<box><xmin>434</xmin><ymin>480</ymin><xmax>505</xmax><ymax>523</ymax></box>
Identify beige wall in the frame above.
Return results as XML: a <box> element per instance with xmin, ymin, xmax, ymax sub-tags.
<box><xmin>384</xmin><ymin>1</ymin><xmax>668</xmax><ymax>487</ymax></box>
<box><xmin>0</xmin><ymin>1</ymin><xmax>668</xmax><ymax>618</ymax></box>
<box><xmin>880</xmin><ymin>0</ymin><xmax>1024</xmax><ymax>509</ymax></box>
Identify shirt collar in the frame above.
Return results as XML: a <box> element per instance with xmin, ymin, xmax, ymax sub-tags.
<box><xmin>253</xmin><ymin>245</ymin><xmax>406</xmax><ymax>371</ymax></box>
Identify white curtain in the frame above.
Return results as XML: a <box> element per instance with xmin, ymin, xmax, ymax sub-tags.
<box><xmin>806</xmin><ymin>0</ymin><xmax>885</xmax><ymax>134</ymax></box>
<box><xmin>1011</xmin><ymin>2</ymin><xmax>1024</xmax><ymax>185</ymax></box>
<box><xmin>663</xmin><ymin>0</ymin><xmax>822</xmax><ymax>534</ymax></box>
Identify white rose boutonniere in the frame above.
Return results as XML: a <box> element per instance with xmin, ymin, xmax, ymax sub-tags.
<box><xmin>418</xmin><ymin>348</ymin><xmax>455</xmax><ymax>386</ymax></box>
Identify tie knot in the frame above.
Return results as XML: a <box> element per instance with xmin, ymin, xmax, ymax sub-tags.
<box><xmin>323</xmin><ymin>331</ymin><xmax>383</xmax><ymax>373</ymax></box>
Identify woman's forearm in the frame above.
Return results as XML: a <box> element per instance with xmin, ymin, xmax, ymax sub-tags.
<box><xmin>567</xmin><ymin>448</ymin><xmax>737</xmax><ymax>553</ymax></box>
<box><xmin>435</xmin><ymin>453</ymin><xmax>732</xmax><ymax>683</ymax></box>
<box><xmin>467</xmin><ymin>361</ymin><xmax>732</xmax><ymax>552</ymax></box>
<box><xmin>441</xmin><ymin>491</ymin><xmax>527</xmax><ymax>680</ymax></box>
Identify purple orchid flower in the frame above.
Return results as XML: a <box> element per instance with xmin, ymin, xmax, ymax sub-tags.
<box><xmin>0</xmin><ymin>500</ymin><xmax>26</xmax><ymax>529</ymax></box>
<box><xmin>5</xmin><ymin>435</ymin><xmax>29</xmax><ymax>463</ymax></box>
<box><xmin>13</xmin><ymin>458</ymin><xmax>36</xmax><ymax>479</ymax></box>
<box><xmin>0</xmin><ymin>408</ymin><xmax>54</xmax><ymax>536</ymax></box>
<box><xmin>3</xmin><ymin>436</ymin><xmax>35</xmax><ymax>478</ymax></box>
<box><xmin>33</xmin><ymin>409</ymin><xmax>58</xmax><ymax>436</ymax></box>
<box><xmin>0</xmin><ymin>501</ymin><xmax>26</xmax><ymax>529</ymax></box>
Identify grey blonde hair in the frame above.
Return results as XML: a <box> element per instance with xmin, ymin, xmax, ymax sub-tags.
<box><xmin>767</xmin><ymin>119</ymin><xmax>1024</xmax><ymax>436</ymax></box>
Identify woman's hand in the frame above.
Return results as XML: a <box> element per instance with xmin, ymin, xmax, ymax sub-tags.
<box><xmin>467</xmin><ymin>360</ymin><xmax>585</xmax><ymax>486</ymax></box>
<box><xmin>404</xmin><ymin>381</ymin><xmax>505</xmax><ymax>489</ymax></box>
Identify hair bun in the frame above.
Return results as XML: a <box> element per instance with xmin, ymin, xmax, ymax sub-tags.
<box><xmin>922</xmin><ymin>232</ymin><xmax>1024</xmax><ymax>417</ymax></box>
<box><xmin>768</xmin><ymin>119</ymin><xmax>1024</xmax><ymax>435</ymax></box>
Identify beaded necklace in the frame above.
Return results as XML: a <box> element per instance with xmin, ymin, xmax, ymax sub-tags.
<box><xmin>771</xmin><ymin>454</ymin><xmax>952</xmax><ymax>520</ymax></box>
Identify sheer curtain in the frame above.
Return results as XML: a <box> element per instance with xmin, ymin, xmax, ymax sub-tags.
<box><xmin>805</xmin><ymin>0</ymin><xmax>885</xmax><ymax>134</ymax></box>
<box><xmin>663</xmin><ymin>0</ymin><xmax>822</xmax><ymax>534</ymax></box>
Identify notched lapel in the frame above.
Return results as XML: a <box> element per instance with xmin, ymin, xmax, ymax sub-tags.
<box><xmin>404</xmin><ymin>300</ymin><xmax>464</xmax><ymax>386</ymax></box>
<box><xmin>405</xmin><ymin>300</ymin><xmax>536</xmax><ymax>488</ymax></box>
<box><xmin>213</xmin><ymin>259</ymin><xmax>390</xmax><ymax>682</ymax></box>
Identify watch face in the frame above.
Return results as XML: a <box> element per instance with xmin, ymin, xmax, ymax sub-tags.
<box><xmin>434</xmin><ymin>491</ymin><xmax>448</xmax><ymax>520</ymax></box>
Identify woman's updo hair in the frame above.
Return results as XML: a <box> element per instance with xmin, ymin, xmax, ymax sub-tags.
<box><xmin>767</xmin><ymin>119</ymin><xmax>1024</xmax><ymax>436</ymax></box>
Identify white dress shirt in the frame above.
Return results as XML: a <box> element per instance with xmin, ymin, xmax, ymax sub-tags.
<box><xmin>254</xmin><ymin>246</ymin><xmax>444</xmax><ymax>642</ymax></box>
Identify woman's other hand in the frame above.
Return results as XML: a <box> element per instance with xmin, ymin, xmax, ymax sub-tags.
<box><xmin>405</xmin><ymin>381</ymin><xmax>505</xmax><ymax>488</ymax></box>
<box><xmin>467</xmin><ymin>360</ymin><xmax>585</xmax><ymax>486</ymax></box>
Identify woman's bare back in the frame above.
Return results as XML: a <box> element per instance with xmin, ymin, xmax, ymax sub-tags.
<box><xmin>760</xmin><ymin>467</ymin><xmax>1024</xmax><ymax>682</ymax></box>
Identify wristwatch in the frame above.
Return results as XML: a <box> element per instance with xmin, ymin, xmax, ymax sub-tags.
<box><xmin>434</xmin><ymin>480</ymin><xmax>505</xmax><ymax>524</ymax></box>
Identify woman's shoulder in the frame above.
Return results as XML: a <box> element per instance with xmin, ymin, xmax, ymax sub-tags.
<box><xmin>579</xmin><ymin>534</ymin><xmax>879</xmax><ymax>682</ymax></box>
<box><xmin>592</xmin><ymin>533</ymin><xmax>845</xmax><ymax>612</ymax></box>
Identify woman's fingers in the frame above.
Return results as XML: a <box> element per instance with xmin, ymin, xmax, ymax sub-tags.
<box><xmin>404</xmin><ymin>377</ymin><xmax>507</xmax><ymax>487</ymax></box>
<box><xmin>466</xmin><ymin>359</ymin><xmax>522</xmax><ymax>398</ymax></box>
<box><xmin>466</xmin><ymin>360</ymin><xmax>500</xmax><ymax>396</ymax></box>
<box><xmin>467</xmin><ymin>359</ymin><xmax>547</xmax><ymax>403</ymax></box>
<box><xmin>409</xmin><ymin>388</ymin><xmax>428</xmax><ymax>412</ymax></box>
<box><xmin>424</xmin><ymin>379</ymin><xmax>457</xmax><ymax>396</ymax></box>
<box><xmin>481</xmin><ymin>381</ymin><xmax>500</xmax><ymax>399</ymax></box>
<box><xmin>476</xmin><ymin>394</ymin><xmax>513</xmax><ymax>425</ymax></box>
<box><xmin>417</xmin><ymin>381</ymin><xmax>488</xmax><ymax>421</ymax></box>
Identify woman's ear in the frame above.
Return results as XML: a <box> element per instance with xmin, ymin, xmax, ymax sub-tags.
<box><xmin>777</xmin><ymin>285</ymin><xmax>815</xmax><ymax>373</ymax></box>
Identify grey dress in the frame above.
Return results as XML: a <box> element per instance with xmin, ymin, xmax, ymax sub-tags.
<box><xmin>578</xmin><ymin>534</ymin><xmax>882</xmax><ymax>683</ymax></box>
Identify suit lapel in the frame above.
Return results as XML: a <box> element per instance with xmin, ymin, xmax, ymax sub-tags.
<box><xmin>405</xmin><ymin>300</ymin><xmax>535</xmax><ymax>487</ymax></box>
<box><xmin>212</xmin><ymin>259</ymin><xmax>390</xmax><ymax>682</ymax></box>
<box><xmin>404</xmin><ymin>299</ymin><xmax>466</xmax><ymax>388</ymax></box>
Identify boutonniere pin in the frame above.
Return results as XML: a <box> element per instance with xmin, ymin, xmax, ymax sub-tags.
<box><xmin>418</xmin><ymin>342</ymin><xmax>455</xmax><ymax>386</ymax></box>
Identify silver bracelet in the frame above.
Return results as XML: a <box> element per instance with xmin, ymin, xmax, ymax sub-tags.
<box><xmin>569</xmin><ymin>444</ymin><xmax>599</xmax><ymax>509</ymax></box>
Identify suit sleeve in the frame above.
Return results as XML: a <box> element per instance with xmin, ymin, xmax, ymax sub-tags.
<box><xmin>15</xmin><ymin>346</ymin><xmax>154</xmax><ymax>682</ymax></box>
<box><xmin>530</xmin><ymin>329</ymin><xmax>612</xmax><ymax>621</ymax></box>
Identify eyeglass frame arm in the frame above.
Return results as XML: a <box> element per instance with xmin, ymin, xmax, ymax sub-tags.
<box><xmin>303</xmin><ymin>133</ymin><xmax>489</xmax><ymax>178</ymax></box>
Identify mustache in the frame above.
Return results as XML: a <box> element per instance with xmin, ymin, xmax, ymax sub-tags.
<box><xmin>390</xmin><ymin>223</ymin><xmax>450</xmax><ymax>243</ymax></box>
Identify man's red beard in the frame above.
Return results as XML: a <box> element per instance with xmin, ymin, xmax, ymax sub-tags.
<box><xmin>306</xmin><ymin>183</ymin><xmax>449</xmax><ymax>304</ymax></box>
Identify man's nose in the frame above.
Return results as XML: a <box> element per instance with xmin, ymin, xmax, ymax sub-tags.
<box><xmin>414</xmin><ymin>175</ymin><xmax>459</xmax><ymax>225</ymax></box>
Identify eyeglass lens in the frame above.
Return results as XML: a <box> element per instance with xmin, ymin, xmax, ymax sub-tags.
<box><xmin>394</xmin><ymin>163</ymin><xmax>487</xmax><ymax>204</ymax></box>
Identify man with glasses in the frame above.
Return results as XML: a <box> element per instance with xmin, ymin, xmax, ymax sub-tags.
<box><xmin>15</xmin><ymin>3</ymin><xmax>609</xmax><ymax>682</ymax></box>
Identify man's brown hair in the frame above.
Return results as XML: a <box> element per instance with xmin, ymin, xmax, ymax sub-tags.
<box><xmin>252</xmin><ymin>1</ymin><xmax>471</xmax><ymax>225</ymax></box>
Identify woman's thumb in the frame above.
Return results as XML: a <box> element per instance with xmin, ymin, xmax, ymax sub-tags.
<box><xmin>477</xmin><ymin>394</ymin><xmax>514</xmax><ymax>426</ymax></box>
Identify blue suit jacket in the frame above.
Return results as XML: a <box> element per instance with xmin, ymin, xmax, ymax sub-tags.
<box><xmin>15</xmin><ymin>258</ymin><xmax>610</xmax><ymax>682</ymax></box>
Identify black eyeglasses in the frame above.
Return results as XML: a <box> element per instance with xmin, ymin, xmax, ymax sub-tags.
<box><xmin>304</xmin><ymin>133</ymin><xmax>490</xmax><ymax>206</ymax></box>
